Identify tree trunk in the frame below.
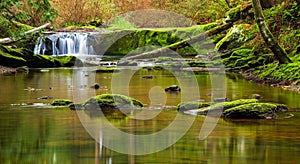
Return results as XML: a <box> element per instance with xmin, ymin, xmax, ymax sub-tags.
<box><xmin>0</xmin><ymin>22</ymin><xmax>51</xmax><ymax>44</ymax></box>
<box><xmin>225</xmin><ymin>0</ymin><xmax>231</xmax><ymax>7</ymax></box>
<box><xmin>252</xmin><ymin>0</ymin><xmax>292</xmax><ymax>64</ymax></box>
<box><xmin>260</xmin><ymin>0</ymin><xmax>272</xmax><ymax>8</ymax></box>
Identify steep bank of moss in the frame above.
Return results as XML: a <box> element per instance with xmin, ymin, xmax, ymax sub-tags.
<box><xmin>211</xmin><ymin>4</ymin><xmax>300</xmax><ymax>87</ymax></box>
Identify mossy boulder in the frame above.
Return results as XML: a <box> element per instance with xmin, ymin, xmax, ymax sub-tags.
<box><xmin>216</xmin><ymin>24</ymin><xmax>256</xmax><ymax>51</ymax></box>
<box><xmin>223</xmin><ymin>103</ymin><xmax>288</xmax><ymax>119</ymax></box>
<box><xmin>51</xmin><ymin>99</ymin><xmax>73</xmax><ymax>106</ymax></box>
<box><xmin>0</xmin><ymin>45</ymin><xmax>27</xmax><ymax>67</ymax></box>
<box><xmin>83</xmin><ymin>94</ymin><xmax>143</xmax><ymax>111</ymax></box>
<box><xmin>197</xmin><ymin>99</ymin><xmax>258</xmax><ymax>115</ymax></box>
<box><xmin>180</xmin><ymin>98</ymin><xmax>288</xmax><ymax>119</ymax></box>
<box><xmin>0</xmin><ymin>45</ymin><xmax>82</xmax><ymax>68</ymax></box>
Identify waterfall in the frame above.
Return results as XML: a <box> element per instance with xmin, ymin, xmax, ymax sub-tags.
<box><xmin>34</xmin><ymin>33</ymin><xmax>96</xmax><ymax>56</ymax></box>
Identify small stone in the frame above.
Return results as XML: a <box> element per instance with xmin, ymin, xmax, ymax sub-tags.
<box><xmin>249</xmin><ymin>94</ymin><xmax>262</xmax><ymax>99</ymax></box>
<box><xmin>165</xmin><ymin>85</ymin><xmax>181</xmax><ymax>92</ymax></box>
<box><xmin>214</xmin><ymin>98</ymin><xmax>231</xmax><ymax>102</ymax></box>
<box><xmin>90</xmin><ymin>83</ymin><xmax>100</xmax><ymax>89</ymax></box>
<box><xmin>142</xmin><ymin>75</ymin><xmax>156</xmax><ymax>79</ymax></box>
<box><xmin>37</xmin><ymin>96</ymin><xmax>53</xmax><ymax>100</ymax></box>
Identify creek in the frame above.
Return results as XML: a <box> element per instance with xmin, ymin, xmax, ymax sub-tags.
<box><xmin>0</xmin><ymin>68</ymin><xmax>300</xmax><ymax>163</ymax></box>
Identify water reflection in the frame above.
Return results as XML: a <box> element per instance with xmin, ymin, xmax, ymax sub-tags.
<box><xmin>0</xmin><ymin>69</ymin><xmax>300</xmax><ymax>163</ymax></box>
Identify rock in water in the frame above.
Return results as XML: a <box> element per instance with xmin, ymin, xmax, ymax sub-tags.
<box><xmin>249</xmin><ymin>94</ymin><xmax>262</xmax><ymax>99</ymax></box>
<box><xmin>90</xmin><ymin>83</ymin><xmax>100</xmax><ymax>89</ymax></box>
<box><xmin>82</xmin><ymin>94</ymin><xmax>143</xmax><ymax>111</ymax></box>
<box><xmin>213</xmin><ymin>98</ymin><xmax>231</xmax><ymax>102</ymax></box>
<box><xmin>223</xmin><ymin>103</ymin><xmax>288</xmax><ymax>119</ymax></box>
<box><xmin>51</xmin><ymin>99</ymin><xmax>73</xmax><ymax>106</ymax></box>
<box><xmin>165</xmin><ymin>85</ymin><xmax>181</xmax><ymax>92</ymax></box>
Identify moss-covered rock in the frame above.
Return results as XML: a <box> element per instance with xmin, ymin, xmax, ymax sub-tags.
<box><xmin>0</xmin><ymin>44</ymin><xmax>82</xmax><ymax>68</ymax></box>
<box><xmin>223</xmin><ymin>103</ymin><xmax>288</xmax><ymax>119</ymax></box>
<box><xmin>0</xmin><ymin>45</ymin><xmax>27</xmax><ymax>67</ymax></box>
<box><xmin>51</xmin><ymin>99</ymin><xmax>73</xmax><ymax>106</ymax></box>
<box><xmin>176</xmin><ymin>102</ymin><xmax>211</xmax><ymax>112</ymax></box>
<box><xmin>83</xmin><ymin>94</ymin><xmax>143</xmax><ymax>111</ymax></box>
<box><xmin>94</xmin><ymin>67</ymin><xmax>120</xmax><ymax>73</ymax></box>
<box><xmin>216</xmin><ymin>24</ymin><xmax>256</xmax><ymax>51</ymax></box>
<box><xmin>197</xmin><ymin>99</ymin><xmax>258</xmax><ymax>115</ymax></box>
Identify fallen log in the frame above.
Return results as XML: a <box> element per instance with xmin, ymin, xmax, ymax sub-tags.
<box><xmin>0</xmin><ymin>22</ymin><xmax>51</xmax><ymax>44</ymax></box>
<box><xmin>124</xmin><ymin>3</ymin><xmax>252</xmax><ymax>60</ymax></box>
<box><xmin>124</xmin><ymin>22</ymin><xmax>233</xmax><ymax>60</ymax></box>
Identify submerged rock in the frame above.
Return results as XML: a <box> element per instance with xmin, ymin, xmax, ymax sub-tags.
<box><xmin>37</xmin><ymin>96</ymin><xmax>53</xmax><ymax>100</ymax></box>
<box><xmin>213</xmin><ymin>98</ymin><xmax>231</xmax><ymax>102</ymax></box>
<box><xmin>16</xmin><ymin>66</ymin><xmax>29</xmax><ymax>73</ymax></box>
<box><xmin>68</xmin><ymin>103</ymin><xmax>85</xmax><ymax>110</ymax></box>
<box><xmin>51</xmin><ymin>99</ymin><xmax>73</xmax><ymax>106</ymax></box>
<box><xmin>177</xmin><ymin>102</ymin><xmax>211</xmax><ymax>112</ymax></box>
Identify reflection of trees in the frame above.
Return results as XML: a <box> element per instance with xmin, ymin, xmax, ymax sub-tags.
<box><xmin>0</xmin><ymin>109</ymin><xmax>96</xmax><ymax>163</ymax></box>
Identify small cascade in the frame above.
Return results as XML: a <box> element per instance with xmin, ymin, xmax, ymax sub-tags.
<box><xmin>34</xmin><ymin>33</ymin><xmax>96</xmax><ymax>56</ymax></box>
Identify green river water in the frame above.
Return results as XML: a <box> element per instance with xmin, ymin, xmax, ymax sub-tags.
<box><xmin>0</xmin><ymin>68</ymin><xmax>300</xmax><ymax>163</ymax></box>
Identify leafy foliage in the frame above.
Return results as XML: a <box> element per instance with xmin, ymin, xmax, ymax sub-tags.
<box><xmin>50</xmin><ymin>0</ymin><xmax>231</xmax><ymax>27</ymax></box>
<box><xmin>0</xmin><ymin>0</ymin><xmax>57</xmax><ymax>38</ymax></box>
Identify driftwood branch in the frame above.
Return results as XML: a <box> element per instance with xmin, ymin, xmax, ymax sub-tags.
<box><xmin>0</xmin><ymin>22</ymin><xmax>51</xmax><ymax>44</ymax></box>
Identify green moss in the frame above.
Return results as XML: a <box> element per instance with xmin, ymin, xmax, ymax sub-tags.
<box><xmin>185</xmin><ymin>61</ymin><xmax>209</xmax><ymax>67</ymax></box>
<box><xmin>95</xmin><ymin>67</ymin><xmax>120</xmax><ymax>73</ymax></box>
<box><xmin>83</xmin><ymin>94</ymin><xmax>143</xmax><ymax>110</ymax></box>
<box><xmin>51</xmin><ymin>99</ymin><xmax>73</xmax><ymax>106</ymax></box>
<box><xmin>216</xmin><ymin>24</ymin><xmax>256</xmax><ymax>51</ymax></box>
<box><xmin>0</xmin><ymin>45</ymin><xmax>27</xmax><ymax>67</ymax></box>
<box><xmin>254</xmin><ymin>62</ymin><xmax>300</xmax><ymax>81</ymax></box>
<box><xmin>65</xmin><ymin>24</ymin><xmax>99</xmax><ymax>30</ymax></box>
<box><xmin>54</xmin><ymin>56</ymin><xmax>79</xmax><ymax>67</ymax></box>
<box><xmin>225</xmin><ymin>5</ymin><xmax>241</xmax><ymax>22</ymax></box>
<box><xmin>223</xmin><ymin>103</ymin><xmax>288</xmax><ymax>119</ymax></box>
<box><xmin>197</xmin><ymin>99</ymin><xmax>258</xmax><ymax>115</ymax></box>
<box><xmin>99</xmin><ymin>26</ymin><xmax>205</xmax><ymax>56</ymax></box>
<box><xmin>176</xmin><ymin>102</ymin><xmax>211</xmax><ymax>112</ymax></box>
<box><xmin>201</xmin><ymin>22</ymin><xmax>219</xmax><ymax>31</ymax></box>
